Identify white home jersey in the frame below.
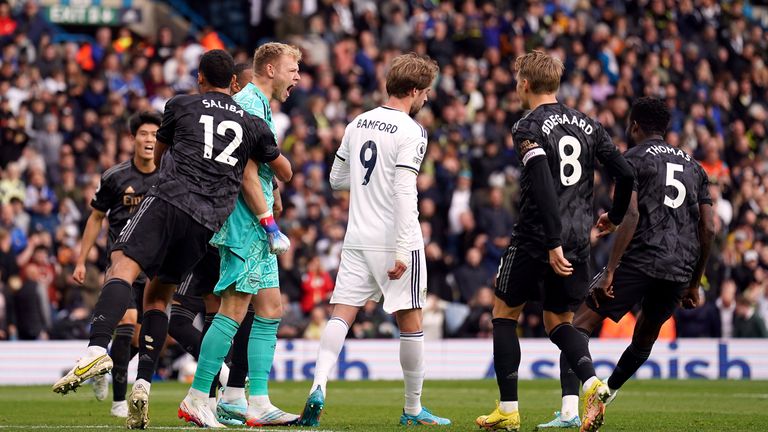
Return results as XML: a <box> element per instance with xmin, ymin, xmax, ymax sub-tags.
<box><xmin>337</xmin><ymin>106</ymin><xmax>428</xmax><ymax>252</ymax></box>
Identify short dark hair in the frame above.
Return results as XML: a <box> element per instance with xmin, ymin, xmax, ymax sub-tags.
<box><xmin>128</xmin><ymin>111</ymin><xmax>162</xmax><ymax>135</ymax></box>
<box><xmin>199</xmin><ymin>49</ymin><xmax>235</xmax><ymax>88</ymax></box>
<box><xmin>234</xmin><ymin>62</ymin><xmax>252</xmax><ymax>75</ymax></box>
<box><xmin>629</xmin><ymin>97</ymin><xmax>671</xmax><ymax>135</ymax></box>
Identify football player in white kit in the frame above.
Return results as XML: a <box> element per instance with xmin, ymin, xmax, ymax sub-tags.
<box><xmin>297</xmin><ymin>53</ymin><xmax>450</xmax><ymax>427</ymax></box>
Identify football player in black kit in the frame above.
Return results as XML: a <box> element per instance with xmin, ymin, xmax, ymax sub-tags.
<box><xmin>475</xmin><ymin>51</ymin><xmax>635</xmax><ymax>432</ymax></box>
<box><xmin>538</xmin><ymin>97</ymin><xmax>715</xmax><ymax>429</ymax></box>
<box><xmin>53</xmin><ymin>49</ymin><xmax>291</xmax><ymax>430</ymax></box>
<box><xmin>72</xmin><ymin>112</ymin><xmax>161</xmax><ymax>417</ymax></box>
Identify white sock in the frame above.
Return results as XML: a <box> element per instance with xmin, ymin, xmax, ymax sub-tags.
<box><xmin>499</xmin><ymin>401</ymin><xmax>518</xmax><ymax>413</ymax></box>
<box><xmin>310</xmin><ymin>317</ymin><xmax>349</xmax><ymax>397</ymax></box>
<box><xmin>400</xmin><ymin>331</ymin><xmax>425</xmax><ymax>416</ymax></box>
<box><xmin>561</xmin><ymin>395</ymin><xmax>579</xmax><ymax>420</ymax></box>
<box><xmin>247</xmin><ymin>395</ymin><xmax>274</xmax><ymax>416</ymax></box>
<box><xmin>582</xmin><ymin>376</ymin><xmax>598</xmax><ymax>393</ymax></box>
<box><xmin>208</xmin><ymin>397</ymin><xmax>217</xmax><ymax>411</ymax></box>
<box><xmin>112</xmin><ymin>400</ymin><xmax>127</xmax><ymax>408</ymax></box>
<box><xmin>222</xmin><ymin>386</ymin><xmax>246</xmax><ymax>402</ymax></box>
<box><xmin>134</xmin><ymin>379</ymin><xmax>151</xmax><ymax>394</ymax></box>
<box><xmin>188</xmin><ymin>388</ymin><xmax>207</xmax><ymax>400</ymax></box>
<box><xmin>86</xmin><ymin>345</ymin><xmax>107</xmax><ymax>357</ymax></box>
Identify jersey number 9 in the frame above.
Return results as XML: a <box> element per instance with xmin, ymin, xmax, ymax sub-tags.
<box><xmin>360</xmin><ymin>140</ymin><xmax>378</xmax><ymax>185</ymax></box>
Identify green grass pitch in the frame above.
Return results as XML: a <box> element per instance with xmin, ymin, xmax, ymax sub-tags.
<box><xmin>0</xmin><ymin>380</ymin><xmax>766</xmax><ymax>431</ymax></box>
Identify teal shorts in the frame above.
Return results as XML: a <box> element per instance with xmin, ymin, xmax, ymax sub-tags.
<box><xmin>214</xmin><ymin>238</ymin><xmax>279</xmax><ymax>295</ymax></box>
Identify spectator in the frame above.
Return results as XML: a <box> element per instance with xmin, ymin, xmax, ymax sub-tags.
<box><xmin>5</xmin><ymin>274</ymin><xmax>47</xmax><ymax>340</ymax></box>
<box><xmin>717</xmin><ymin>280</ymin><xmax>738</xmax><ymax>338</ymax></box>
<box><xmin>303</xmin><ymin>304</ymin><xmax>328</xmax><ymax>340</ymax></box>
<box><xmin>300</xmin><ymin>255</ymin><xmax>333</xmax><ymax>314</ymax></box>
<box><xmin>675</xmin><ymin>288</ymin><xmax>721</xmax><ymax>337</ymax></box>
<box><xmin>452</xmin><ymin>247</ymin><xmax>490</xmax><ymax>303</ymax></box>
<box><xmin>733</xmin><ymin>296</ymin><xmax>768</xmax><ymax>338</ymax></box>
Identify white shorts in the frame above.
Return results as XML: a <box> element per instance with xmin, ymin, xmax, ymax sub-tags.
<box><xmin>331</xmin><ymin>249</ymin><xmax>426</xmax><ymax>313</ymax></box>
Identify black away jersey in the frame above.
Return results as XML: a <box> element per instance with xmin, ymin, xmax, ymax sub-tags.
<box><xmin>512</xmin><ymin>102</ymin><xmax>624</xmax><ymax>263</ymax></box>
<box><xmin>151</xmin><ymin>92</ymin><xmax>280</xmax><ymax>232</ymax></box>
<box><xmin>621</xmin><ymin>139</ymin><xmax>712</xmax><ymax>282</ymax></box>
<box><xmin>91</xmin><ymin>160</ymin><xmax>158</xmax><ymax>250</ymax></box>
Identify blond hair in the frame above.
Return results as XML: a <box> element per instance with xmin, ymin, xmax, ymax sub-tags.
<box><xmin>514</xmin><ymin>51</ymin><xmax>564</xmax><ymax>94</ymax></box>
<box><xmin>252</xmin><ymin>42</ymin><xmax>302</xmax><ymax>75</ymax></box>
<box><xmin>386</xmin><ymin>53</ymin><xmax>439</xmax><ymax>98</ymax></box>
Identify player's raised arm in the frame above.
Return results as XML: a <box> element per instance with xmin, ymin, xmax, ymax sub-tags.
<box><xmin>594</xmin><ymin>125</ymin><xmax>635</xmax><ymax>235</ymax></box>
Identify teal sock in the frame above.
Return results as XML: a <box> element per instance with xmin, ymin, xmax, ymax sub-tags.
<box><xmin>191</xmin><ymin>314</ymin><xmax>239</xmax><ymax>394</ymax></box>
<box><xmin>248</xmin><ymin>315</ymin><xmax>280</xmax><ymax>396</ymax></box>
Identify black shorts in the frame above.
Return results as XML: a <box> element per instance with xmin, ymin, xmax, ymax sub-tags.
<box><xmin>495</xmin><ymin>245</ymin><xmax>590</xmax><ymax>313</ymax></box>
<box><xmin>172</xmin><ymin>245</ymin><xmax>220</xmax><ymax>310</ymax></box>
<box><xmin>586</xmin><ymin>265</ymin><xmax>687</xmax><ymax>323</ymax></box>
<box><xmin>113</xmin><ymin>196</ymin><xmax>213</xmax><ymax>285</ymax></box>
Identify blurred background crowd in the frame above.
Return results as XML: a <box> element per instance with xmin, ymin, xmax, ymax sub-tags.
<box><xmin>1</xmin><ymin>0</ymin><xmax>768</xmax><ymax>349</ymax></box>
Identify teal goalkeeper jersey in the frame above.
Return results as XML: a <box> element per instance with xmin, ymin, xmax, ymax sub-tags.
<box><xmin>210</xmin><ymin>83</ymin><xmax>277</xmax><ymax>256</ymax></box>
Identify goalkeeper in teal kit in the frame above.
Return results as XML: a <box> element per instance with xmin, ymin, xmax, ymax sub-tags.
<box><xmin>179</xmin><ymin>43</ymin><xmax>302</xmax><ymax>428</ymax></box>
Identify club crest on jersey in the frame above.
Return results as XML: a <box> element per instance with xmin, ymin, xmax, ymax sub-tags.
<box><xmin>202</xmin><ymin>99</ymin><xmax>244</xmax><ymax>117</ymax></box>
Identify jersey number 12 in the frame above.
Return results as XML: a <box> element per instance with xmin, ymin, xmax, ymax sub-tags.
<box><xmin>199</xmin><ymin>115</ymin><xmax>242</xmax><ymax>166</ymax></box>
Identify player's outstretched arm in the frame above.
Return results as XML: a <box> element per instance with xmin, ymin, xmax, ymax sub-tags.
<box><xmin>329</xmin><ymin>155</ymin><xmax>350</xmax><ymax>191</ymax></box>
<box><xmin>268</xmin><ymin>154</ymin><xmax>293</xmax><ymax>182</ymax></box>
<box><xmin>73</xmin><ymin>209</ymin><xmax>106</xmax><ymax>284</ymax></box>
<box><xmin>683</xmin><ymin>203</ymin><xmax>715</xmax><ymax>309</ymax></box>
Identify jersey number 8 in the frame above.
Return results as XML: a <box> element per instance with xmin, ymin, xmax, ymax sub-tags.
<box><xmin>360</xmin><ymin>140</ymin><xmax>378</xmax><ymax>185</ymax></box>
<box><xmin>558</xmin><ymin>135</ymin><xmax>582</xmax><ymax>186</ymax></box>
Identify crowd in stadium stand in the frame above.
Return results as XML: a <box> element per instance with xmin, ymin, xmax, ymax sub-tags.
<box><xmin>1</xmin><ymin>0</ymin><xmax>768</xmax><ymax>346</ymax></box>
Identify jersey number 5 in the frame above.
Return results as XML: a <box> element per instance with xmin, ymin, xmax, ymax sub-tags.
<box><xmin>360</xmin><ymin>140</ymin><xmax>378</xmax><ymax>185</ymax></box>
<box><xmin>559</xmin><ymin>135</ymin><xmax>582</xmax><ymax>186</ymax></box>
<box><xmin>199</xmin><ymin>115</ymin><xmax>242</xmax><ymax>166</ymax></box>
<box><xmin>664</xmin><ymin>162</ymin><xmax>686</xmax><ymax>209</ymax></box>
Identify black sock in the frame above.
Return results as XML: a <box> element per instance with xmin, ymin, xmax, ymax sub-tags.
<box><xmin>549</xmin><ymin>323</ymin><xmax>596</xmax><ymax>383</ymax></box>
<box><xmin>111</xmin><ymin>324</ymin><xmax>135</xmax><ymax>402</ymax></box>
<box><xmin>129</xmin><ymin>344</ymin><xmax>139</xmax><ymax>361</ymax></box>
<box><xmin>608</xmin><ymin>343</ymin><xmax>652</xmax><ymax>390</ymax></box>
<box><xmin>169</xmin><ymin>304</ymin><xmax>202</xmax><ymax>359</ymax></box>
<box><xmin>560</xmin><ymin>327</ymin><xmax>590</xmax><ymax>396</ymax></box>
<box><xmin>492</xmin><ymin>318</ymin><xmax>520</xmax><ymax>402</ymax></box>
<box><xmin>228</xmin><ymin>308</ymin><xmax>254</xmax><ymax>388</ymax></box>
<box><xmin>89</xmin><ymin>279</ymin><xmax>133</xmax><ymax>349</ymax></box>
<box><xmin>136</xmin><ymin>309</ymin><xmax>169</xmax><ymax>383</ymax></box>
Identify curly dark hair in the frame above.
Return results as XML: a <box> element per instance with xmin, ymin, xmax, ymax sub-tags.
<box><xmin>199</xmin><ymin>49</ymin><xmax>235</xmax><ymax>89</ymax></box>
<box><xmin>629</xmin><ymin>97</ymin><xmax>671</xmax><ymax>135</ymax></box>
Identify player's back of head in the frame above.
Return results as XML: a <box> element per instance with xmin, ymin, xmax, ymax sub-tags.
<box><xmin>128</xmin><ymin>111</ymin><xmax>162</xmax><ymax>136</ymax></box>
<box><xmin>629</xmin><ymin>97</ymin><xmax>671</xmax><ymax>135</ymax></box>
<box><xmin>514</xmin><ymin>50</ymin><xmax>564</xmax><ymax>94</ymax></box>
<box><xmin>199</xmin><ymin>49</ymin><xmax>235</xmax><ymax>89</ymax></box>
<box><xmin>385</xmin><ymin>53</ymin><xmax>439</xmax><ymax>98</ymax></box>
